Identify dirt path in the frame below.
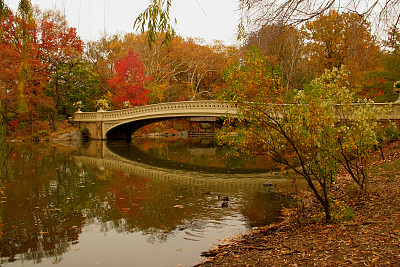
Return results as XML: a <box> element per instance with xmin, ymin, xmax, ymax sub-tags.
<box><xmin>196</xmin><ymin>142</ymin><xmax>400</xmax><ymax>266</ymax></box>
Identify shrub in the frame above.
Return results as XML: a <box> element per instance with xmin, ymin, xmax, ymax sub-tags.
<box><xmin>384</xmin><ymin>125</ymin><xmax>400</xmax><ymax>142</ymax></box>
<box><xmin>80</xmin><ymin>127</ymin><xmax>90</xmax><ymax>141</ymax></box>
<box><xmin>32</xmin><ymin>130</ymin><xmax>50</xmax><ymax>141</ymax></box>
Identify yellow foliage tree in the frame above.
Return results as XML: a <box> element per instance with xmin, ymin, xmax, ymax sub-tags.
<box><xmin>302</xmin><ymin>10</ymin><xmax>381</xmax><ymax>89</ymax></box>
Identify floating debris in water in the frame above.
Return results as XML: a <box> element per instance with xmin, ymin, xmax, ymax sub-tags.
<box><xmin>263</xmin><ymin>181</ymin><xmax>273</xmax><ymax>187</ymax></box>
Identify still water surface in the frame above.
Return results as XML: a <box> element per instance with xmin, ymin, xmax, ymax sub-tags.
<box><xmin>0</xmin><ymin>138</ymin><xmax>290</xmax><ymax>266</ymax></box>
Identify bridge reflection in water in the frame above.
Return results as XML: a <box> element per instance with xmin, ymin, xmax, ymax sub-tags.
<box><xmin>75</xmin><ymin>140</ymin><xmax>287</xmax><ymax>192</ymax></box>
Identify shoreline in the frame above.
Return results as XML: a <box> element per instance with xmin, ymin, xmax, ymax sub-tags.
<box><xmin>196</xmin><ymin>141</ymin><xmax>400</xmax><ymax>266</ymax></box>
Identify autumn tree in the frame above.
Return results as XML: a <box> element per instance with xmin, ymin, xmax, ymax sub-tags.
<box><xmin>174</xmin><ymin>38</ymin><xmax>230</xmax><ymax>101</ymax></box>
<box><xmin>120</xmin><ymin>33</ymin><xmax>232</xmax><ymax>102</ymax></box>
<box><xmin>218</xmin><ymin>49</ymin><xmax>387</xmax><ymax>222</ymax></box>
<box><xmin>12</xmin><ymin>0</ymin><xmax>57</xmax><ymax>135</ymax></box>
<box><xmin>361</xmin><ymin>26</ymin><xmax>400</xmax><ymax>102</ymax></box>
<box><xmin>220</xmin><ymin>47</ymin><xmax>283</xmax><ymax>103</ymax></box>
<box><xmin>0</xmin><ymin>1</ymin><xmax>13</xmax><ymax>132</ymax></box>
<box><xmin>245</xmin><ymin>24</ymin><xmax>306</xmax><ymax>91</ymax></box>
<box><xmin>0</xmin><ymin>3</ymin><xmax>100</xmax><ymax>135</ymax></box>
<box><xmin>1</xmin><ymin>4</ymin><xmax>23</xmax><ymax>126</ymax></box>
<box><xmin>87</xmin><ymin>33</ymin><xmax>232</xmax><ymax>104</ymax></box>
<box><xmin>15</xmin><ymin>0</ymin><xmax>35</xmax><ymax>115</ymax></box>
<box><xmin>85</xmin><ymin>34</ymin><xmax>127</xmax><ymax>91</ymax></box>
<box><xmin>0</xmin><ymin>2</ymin><xmax>60</xmax><ymax>135</ymax></box>
<box><xmin>302</xmin><ymin>10</ymin><xmax>381</xmax><ymax>89</ymax></box>
<box><xmin>36</xmin><ymin>9</ymin><xmax>86</xmax><ymax>129</ymax></box>
<box><xmin>108</xmin><ymin>49</ymin><xmax>151</xmax><ymax>108</ymax></box>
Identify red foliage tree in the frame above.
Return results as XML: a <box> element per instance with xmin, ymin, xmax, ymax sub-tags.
<box><xmin>0</xmin><ymin>14</ymin><xmax>20</xmax><ymax>113</ymax></box>
<box><xmin>37</xmin><ymin>15</ymin><xmax>84</xmax><ymax>130</ymax></box>
<box><xmin>108</xmin><ymin>49</ymin><xmax>150</xmax><ymax>107</ymax></box>
<box><xmin>0</xmin><ymin>8</ymin><xmax>86</xmax><ymax>133</ymax></box>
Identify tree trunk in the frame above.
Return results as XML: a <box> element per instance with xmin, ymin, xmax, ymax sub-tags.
<box><xmin>323</xmin><ymin>203</ymin><xmax>332</xmax><ymax>223</ymax></box>
<box><xmin>51</xmin><ymin>111</ymin><xmax>57</xmax><ymax>132</ymax></box>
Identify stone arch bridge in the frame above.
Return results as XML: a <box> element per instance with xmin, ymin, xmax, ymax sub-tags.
<box><xmin>72</xmin><ymin>100</ymin><xmax>400</xmax><ymax>140</ymax></box>
<box><xmin>72</xmin><ymin>101</ymin><xmax>237</xmax><ymax>139</ymax></box>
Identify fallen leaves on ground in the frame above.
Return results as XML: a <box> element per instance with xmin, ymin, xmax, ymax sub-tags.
<box><xmin>196</xmin><ymin>141</ymin><xmax>400</xmax><ymax>266</ymax></box>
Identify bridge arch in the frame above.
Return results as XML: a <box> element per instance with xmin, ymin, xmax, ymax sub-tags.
<box><xmin>105</xmin><ymin>117</ymin><xmax>189</xmax><ymax>140</ymax></box>
<box><xmin>73</xmin><ymin>101</ymin><xmax>238</xmax><ymax>140</ymax></box>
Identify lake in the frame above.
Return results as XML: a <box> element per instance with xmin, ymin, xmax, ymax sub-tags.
<box><xmin>0</xmin><ymin>137</ymin><xmax>290</xmax><ymax>266</ymax></box>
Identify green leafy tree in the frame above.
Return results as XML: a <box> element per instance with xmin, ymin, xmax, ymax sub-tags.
<box><xmin>45</xmin><ymin>61</ymin><xmax>101</xmax><ymax>115</ymax></box>
<box><xmin>134</xmin><ymin>0</ymin><xmax>176</xmax><ymax>48</ymax></box>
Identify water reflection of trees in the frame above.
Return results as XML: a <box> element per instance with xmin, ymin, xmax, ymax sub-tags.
<box><xmin>0</xmin><ymin>142</ymin><xmax>290</xmax><ymax>264</ymax></box>
<box><xmin>0</xmin><ymin>143</ymin><xmax>224</xmax><ymax>263</ymax></box>
<box><xmin>241</xmin><ymin>191</ymin><xmax>290</xmax><ymax>227</ymax></box>
<box><xmin>82</xmin><ymin>170</ymin><xmax>239</xmax><ymax>244</ymax></box>
<box><xmin>0</xmin><ymin>140</ymin><xmax>12</xmax><ymax>181</ymax></box>
<box><xmin>0</xmin><ymin>144</ymin><xmax>89</xmax><ymax>264</ymax></box>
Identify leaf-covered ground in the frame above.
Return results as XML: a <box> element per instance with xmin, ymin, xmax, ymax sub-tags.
<box><xmin>197</xmin><ymin>141</ymin><xmax>400</xmax><ymax>266</ymax></box>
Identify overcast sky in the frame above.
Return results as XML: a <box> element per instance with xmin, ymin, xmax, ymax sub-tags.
<box><xmin>5</xmin><ymin>0</ymin><xmax>241</xmax><ymax>45</ymax></box>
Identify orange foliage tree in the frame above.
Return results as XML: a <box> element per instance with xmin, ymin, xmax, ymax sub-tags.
<box><xmin>37</xmin><ymin>10</ymin><xmax>86</xmax><ymax>130</ymax></box>
<box><xmin>302</xmin><ymin>10</ymin><xmax>381</xmax><ymax>89</ymax></box>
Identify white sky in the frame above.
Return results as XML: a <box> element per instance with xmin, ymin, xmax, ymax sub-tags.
<box><xmin>5</xmin><ymin>0</ymin><xmax>241</xmax><ymax>45</ymax></box>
